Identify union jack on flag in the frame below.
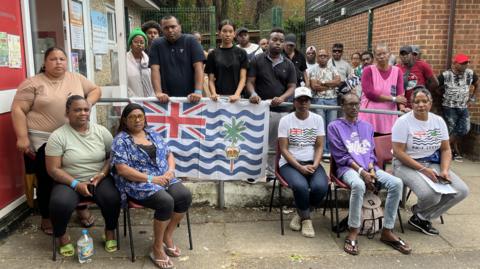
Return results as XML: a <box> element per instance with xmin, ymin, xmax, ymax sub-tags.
<box><xmin>142</xmin><ymin>101</ymin><xmax>207</xmax><ymax>140</ymax></box>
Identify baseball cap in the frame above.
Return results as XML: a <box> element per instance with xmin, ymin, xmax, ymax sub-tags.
<box><xmin>285</xmin><ymin>33</ymin><xmax>297</xmax><ymax>46</ymax></box>
<box><xmin>306</xmin><ymin>46</ymin><xmax>317</xmax><ymax>54</ymax></box>
<box><xmin>411</xmin><ymin>45</ymin><xmax>421</xmax><ymax>55</ymax></box>
<box><xmin>399</xmin><ymin>45</ymin><xmax>412</xmax><ymax>54</ymax></box>
<box><xmin>454</xmin><ymin>53</ymin><xmax>470</xmax><ymax>64</ymax></box>
<box><xmin>235</xmin><ymin>27</ymin><xmax>248</xmax><ymax>36</ymax></box>
<box><xmin>294</xmin><ymin>86</ymin><xmax>312</xmax><ymax>99</ymax></box>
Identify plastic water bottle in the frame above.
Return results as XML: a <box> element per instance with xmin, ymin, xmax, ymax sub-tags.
<box><xmin>77</xmin><ymin>229</ymin><xmax>94</xmax><ymax>263</ymax></box>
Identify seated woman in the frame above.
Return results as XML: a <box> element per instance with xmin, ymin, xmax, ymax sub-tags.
<box><xmin>278</xmin><ymin>87</ymin><xmax>329</xmax><ymax>238</ymax></box>
<box><xmin>392</xmin><ymin>87</ymin><xmax>469</xmax><ymax>235</ymax></box>
<box><xmin>328</xmin><ymin>93</ymin><xmax>411</xmax><ymax>255</ymax></box>
<box><xmin>45</xmin><ymin>95</ymin><xmax>120</xmax><ymax>257</ymax></box>
<box><xmin>111</xmin><ymin>103</ymin><xmax>192</xmax><ymax>269</ymax></box>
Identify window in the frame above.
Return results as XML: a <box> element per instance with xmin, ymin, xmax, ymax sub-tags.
<box><xmin>106</xmin><ymin>5</ymin><xmax>116</xmax><ymax>44</ymax></box>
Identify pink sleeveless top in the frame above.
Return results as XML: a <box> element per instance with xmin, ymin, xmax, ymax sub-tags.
<box><xmin>359</xmin><ymin>65</ymin><xmax>400</xmax><ymax>134</ymax></box>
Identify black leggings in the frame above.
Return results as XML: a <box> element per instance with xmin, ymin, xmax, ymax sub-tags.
<box><xmin>35</xmin><ymin>144</ymin><xmax>54</xmax><ymax>219</ymax></box>
<box><xmin>49</xmin><ymin>176</ymin><xmax>121</xmax><ymax>237</ymax></box>
<box><xmin>130</xmin><ymin>183</ymin><xmax>192</xmax><ymax>221</ymax></box>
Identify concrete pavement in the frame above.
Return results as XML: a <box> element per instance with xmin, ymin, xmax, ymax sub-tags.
<box><xmin>0</xmin><ymin>160</ymin><xmax>479</xmax><ymax>268</ymax></box>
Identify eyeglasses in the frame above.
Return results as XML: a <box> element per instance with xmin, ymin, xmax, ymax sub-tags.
<box><xmin>127</xmin><ymin>114</ymin><xmax>145</xmax><ymax>122</ymax></box>
<box><xmin>332</xmin><ymin>50</ymin><xmax>343</xmax><ymax>53</ymax></box>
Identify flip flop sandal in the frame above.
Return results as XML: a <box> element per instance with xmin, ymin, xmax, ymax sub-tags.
<box><xmin>149</xmin><ymin>252</ymin><xmax>175</xmax><ymax>269</ymax></box>
<box><xmin>380</xmin><ymin>238</ymin><xmax>412</xmax><ymax>255</ymax></box>
<box><xmin>59</xmin><ymin>242</ymin><xmax>75</xmax><ymax>257</ymax></box>
<box><xmin>163</xmin><ymin>243</ymin><xmax>181</xmax><ymax>257</ymax></box>
<box><xmin>344</xmin><ymin>238</ymin><xmax>359</xmax><ymax>255</ymax></box>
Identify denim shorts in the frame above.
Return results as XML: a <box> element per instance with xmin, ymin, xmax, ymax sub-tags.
<box><xmin>443</xmin><ymin>106</ymin><xmax>470</xmax><ymax>136</ymax></box>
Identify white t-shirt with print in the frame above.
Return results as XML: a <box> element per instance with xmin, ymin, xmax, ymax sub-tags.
<box><xmin>392</xmin><ymin>112</ymin><xmax>449</xmax><ymax>159</ymax></box>
<box><xmin>237</xmin><ymin>43</ymin><xmax>262</xmax><ymax>56</ymax></box>
<box><xmin>278</xmin><ymin>112</ymin><xmax>325</xmax><ymax>167</ymax></box>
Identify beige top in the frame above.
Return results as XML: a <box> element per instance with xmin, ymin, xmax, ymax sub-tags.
<box><xmin>14</xmin><ymin>72</ymin><xmax>97</xmax><ymax>150</ymax></box>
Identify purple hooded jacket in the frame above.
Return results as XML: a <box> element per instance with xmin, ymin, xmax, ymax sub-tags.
<box><xmin>327</xmin><ymin>118</ymin><xmax>378</xmax><ymax>177</ymax></box>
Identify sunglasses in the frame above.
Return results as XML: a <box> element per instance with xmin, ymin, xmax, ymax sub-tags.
<box><xmin>332</xmin><ymin>50</ymin><xmax>343</xmax><ymax>53</ymax></box>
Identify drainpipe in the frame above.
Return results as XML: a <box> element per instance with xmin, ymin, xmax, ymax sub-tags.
<box><xmin>446</xmin><ymin>0</ymin><xmax>457</xmax><ymax>69</ymax></box>
<box><xmin>367</xmin><ymin>9</ymin><xmax>373</xmax><ymax>52</ymax></box>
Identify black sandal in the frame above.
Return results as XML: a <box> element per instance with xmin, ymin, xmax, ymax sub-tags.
<box><xmin>380</xmin><ymin>237</ymin><xmax>412</xmax><ymax>255</ymax></box>
<box><xmin>344</xmin><ymin>238</ymin><xmax>359</xmax><ymax>255</ymax></box>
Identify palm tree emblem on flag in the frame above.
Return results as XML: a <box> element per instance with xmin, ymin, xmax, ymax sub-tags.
<box><xmin>223</xmin><ymin>117</ymin><xmax>247</xmax><ymax>173</ymax></box>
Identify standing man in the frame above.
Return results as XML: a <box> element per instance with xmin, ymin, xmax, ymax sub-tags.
<box><xmin>236</xmin><ymin>27</ymin><xmax>262</xmax><ymax>61</ymax></box>
<box><xmin>308</xmin><ymin>49</ymin><xmax>341</xmax><ymax>160</ymax></box>
<box><xmin>438</xmin><ymin>53</ymin><xmax>479</xmax><ymax>161</ymax></box>
<box><xmin>305</xmin><ymin>46</ymin><xmax>318</xmax><ymax>72</ymax></box>
<box><xmin>360</xmin><ymin>51</ymin><xmax>374</xmax><ymax>68</ymax></box>
<box><xmin>283</xmin><ymin>33</ymin><xmax>307</xmax><ymax>87</ymax></box>
<box><xmin>259</xmin><ymin>38</ymin><xmax>268</xmax><ymax>52</ymax></box>
<box><xmin>149</xmin><ymin>15</ymin><xmax>206</xmax><ymax>103</ymax></box>
<box><xmin>247</xmin><ymin>28</ymin><xmax>297</xmax><ymax>181</ymax></box>
<box><xmin>397</xmin><ymin>45</ymin><xmax>438</xmax><ymax>109</ymax></box>
<box><xmin>328</xmin><ymin>43</ymin><xmax>353</xmax><ymax>84</ymax></box>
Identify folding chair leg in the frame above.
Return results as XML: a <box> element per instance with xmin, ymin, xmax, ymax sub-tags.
<box><xmin>186</xmin><ymin>210</ymin><xmax>193</xmax><ymax>250</ymax></box>
<box><xmin>329</xmin><ymin>186</ymin><xmax>334</xmax><ymax>232</ymax></box>
<box><xmin>397</xmin><ymin>207</ymin><xmax>404</xmax><ymax>233</ymax></box>
<box><xmin>406</xmin><ymin>189</ymin><xmax>412</xmax><ymax>203</ymax></box>
<box><xmin>401</xmin><ymin>184</ymin><xmax>407</xmax><ymax>209</ymax></box>
<box><xmin>126</xmin><ymin>207</ymin><xmax>135</xmax><ymax>262</ymax></box>
<box><xmin>440</xmin><ymin>215</ymin><xmax>444</xmax><ymax>224</ymax></box>
<box><xmin>279</xmin><ymin>184</ymin><xmax>284</xmax><ymax>235</ymax></box>
<box><xmin>334</xmin><ymin>186</ymin><xmax>340</xmax><ymax>238</ymax></box>
<box><xmin>123</xmin><ymin>206</ymin><xmax>127</xmax><ymax>237</ymax></box>
<box><xmin>269</xmin><ymin>177</ymin><xmax>277</xmax><ymax>212</ymax></box>
<box><xmin>52</xmin><ymin>234</ymin><xmax>56</xmax><ymax>261</ymax></box>
<box><xmin>116</xmin><ymin>222</ymin><xmax>120</xmax><ymax>250</ymax></box>
<box><xmin>322</xmin><ymin>185</ymin><xmax>330</xmax><ymax>216</ymax></box>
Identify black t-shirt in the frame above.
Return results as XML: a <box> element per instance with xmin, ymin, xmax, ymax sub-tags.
<box><xmin>148</xmin><ymin>34</ymin><xmax>206</xmax><ymax>97</ymax></box>
<box><xmin>205</xmin><ymin>46</ymin><xmax>248</xmax><ymax>95</ymax></box>
<box><xmin>248</xmin><ymin>53</ymin><xmax>297</xmax><ymax>112</ymax></box>
<box><xmin>284</xmin><ymin>49</ymin><xmax>307</xmax><ymax>86</ymax></box>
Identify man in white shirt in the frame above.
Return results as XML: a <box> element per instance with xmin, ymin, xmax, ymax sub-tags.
<box><xmin>236</xmin><ymin>27</ymin><xmax>262</xmax><ymax>62</ymax></box>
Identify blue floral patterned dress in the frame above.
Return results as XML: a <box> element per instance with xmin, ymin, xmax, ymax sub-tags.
<box><xmin>111</xmin><ymin>128</ymin><xmax>180</xmax><ymax>207</ymax></box>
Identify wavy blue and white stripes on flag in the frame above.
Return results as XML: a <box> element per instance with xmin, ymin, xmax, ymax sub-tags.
<box><xmin>132</xmin><ymin>98</ymin><xmax>270</xmax><ymax>180</ymax></box>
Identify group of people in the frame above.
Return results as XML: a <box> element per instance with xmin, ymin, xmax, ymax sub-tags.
<box><xmin>12</xmin><ymin>47</ymin><xmax>191</xmax><ymax>269</ymax></box>
<box><xmin>10</xmin><ymin>14</ymin><xmax>479</xmax><ymax>265</ymax></box>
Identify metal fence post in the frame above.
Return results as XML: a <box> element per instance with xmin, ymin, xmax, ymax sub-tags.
<box><xmin>209</xmin><ymin>5</ymin><xmax>216</xmax><ymax>49</ymax></box>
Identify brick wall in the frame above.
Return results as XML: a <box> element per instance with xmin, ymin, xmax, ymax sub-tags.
<box><xmin>306</xmin><ymin>12</ymin><xmax>368</xmax><ymax>60</ymax></box>
<box><xmin>306</xmin><ymin>0</ymin><xmax>480</xmax><ymax>159</ymax></box>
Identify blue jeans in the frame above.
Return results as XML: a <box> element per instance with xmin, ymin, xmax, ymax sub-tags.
<box><xmin>443</xmin><ymin>106</ymin><xmax>470</xmax><ymax>136</ymax></box>
<box><xmin>311</xmin><ymin>98</ymin><xmax>338</xmax><ymax>154</ymax></box>
<box><xmin>341</xmin><ymin>169</ymin><xmax>402</xmax><ymax>229</ymax></box>
<box><xmin>279</xmin><ymin>163</ymin><xmax>329</xmax><ymax>219</ymax></box>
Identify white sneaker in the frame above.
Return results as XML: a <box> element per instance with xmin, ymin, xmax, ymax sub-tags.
<box><xmin>289</xmin><ymin>214</ymin><xmax>301</xmax><ymax>231</ymax></box>
<box><xmin>301</xmin><ymin>219</ymin><xmax>315</xmax><ymax>238</ymax></box>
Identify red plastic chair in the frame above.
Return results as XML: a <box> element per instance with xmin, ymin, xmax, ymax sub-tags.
<box><xmin>123</xmin><ymin>199</ymin><xmax>192</xmax><ymax>262</ymax></box>
<box><xmin>269</xmin><ymin>141</ymin><xmax>332</xmax><ymax>235</ymax></box>
<box><xmin>52</xmin><ymin>200</ymin><xmax>120</xmax><ymax>261</ymax></box>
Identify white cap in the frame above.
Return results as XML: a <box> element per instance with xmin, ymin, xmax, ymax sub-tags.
<box><xmin>294</xmin><ymin>86</ymin><xmax>312</xmax><ymax>99</ymax></box>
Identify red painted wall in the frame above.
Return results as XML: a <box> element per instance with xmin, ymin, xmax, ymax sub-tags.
<box><xmin>0</xmin><ymin>2</ymin><xmax>27</xmax><ymax>209</ymax></box>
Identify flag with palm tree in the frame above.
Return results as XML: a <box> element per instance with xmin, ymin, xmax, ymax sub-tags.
<box><xmin>223</xmin><ymin>117</ymin><xmax>247</xmax><ymax>173</ymax></box>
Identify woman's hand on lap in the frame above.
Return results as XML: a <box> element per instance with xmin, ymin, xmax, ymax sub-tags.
<box><xmin>153</xmin><ymin>176</ymin><xmax>169</xmax><ymax>186</ymax></box>
<box><xmin>76</xmin><ymin>182</ymin><xmax>93</xmax><ymax>197</ymax></box>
